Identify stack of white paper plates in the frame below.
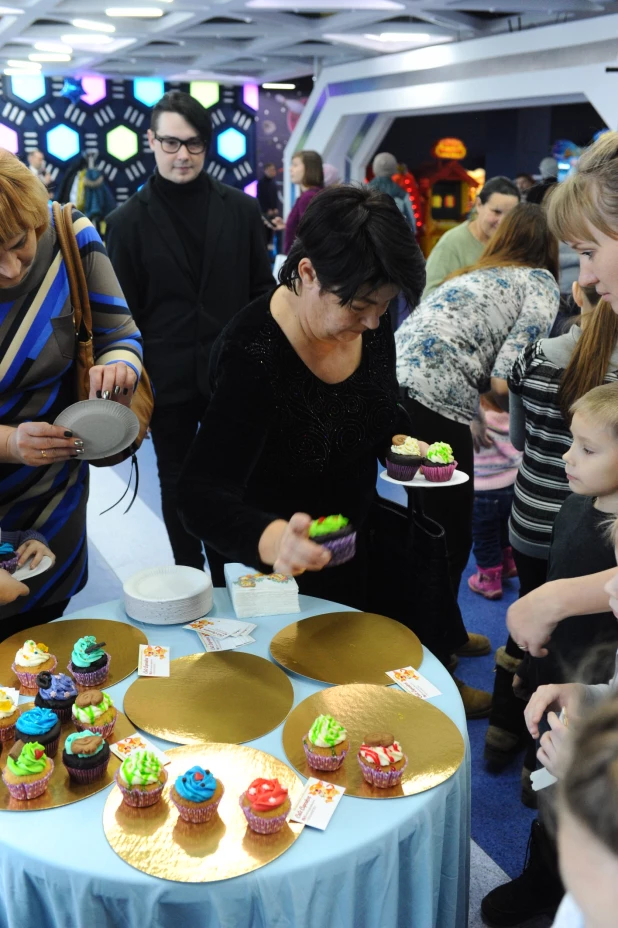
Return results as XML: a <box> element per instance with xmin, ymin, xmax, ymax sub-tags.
<box><xmin>123</xmin><ymin>566</ymin><xmax>213</xmax><ymax>625</ymax></box>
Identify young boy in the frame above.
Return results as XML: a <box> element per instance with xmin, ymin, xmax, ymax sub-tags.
<box><xmin>519</xmin><ymin>381</ymin><xmax>618</xmax><ymax>694</ymax></box>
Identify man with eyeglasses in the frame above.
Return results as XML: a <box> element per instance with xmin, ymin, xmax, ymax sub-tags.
<box><xmin>106</xmin><ymin>90</ymin><xmax>273</xmax><ymax>570</ymax></box>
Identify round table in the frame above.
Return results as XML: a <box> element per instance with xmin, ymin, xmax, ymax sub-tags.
<box><xmin>0</xmin><ymin>592</ymin><xmax>470</xmax><ymax>928</ymax></box>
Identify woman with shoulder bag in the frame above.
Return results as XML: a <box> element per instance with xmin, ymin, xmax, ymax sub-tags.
<box><xmin>0</xmin><ymin>151</ymin><xmax>143</xmax><ymax>641</ymax></box>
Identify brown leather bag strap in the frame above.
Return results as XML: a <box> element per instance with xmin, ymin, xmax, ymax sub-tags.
<box><xmin>52</xmin><ymin>201</ymin><xmax>93</xmax><ymax>341</ymax></box>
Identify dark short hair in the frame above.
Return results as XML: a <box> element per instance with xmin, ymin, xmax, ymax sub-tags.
<box><xmin>151</xmin><ymin>91</ymin><xmax>212</xmax><ymax>150</ymax></box>
<box><xmin>264</xmin><ymin>161</ymin><xmax>276</xmax><ymax>169</ymax></box>
<box><xmin>293</xmin><ymin>150</ymin><xmax>324</xmax><ymax>189</ymax></box>
<box><xmin>478</xmin><ymin>175</ymin><xmax>520</xmax><ymax>204</ymax></box>
<box><xmin>279</xmin><ymin>184</ymin><xmax>426</xmax><ymax>307</ymax></box>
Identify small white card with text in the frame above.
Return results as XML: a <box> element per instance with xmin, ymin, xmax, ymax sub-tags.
<box><xmin>386</xmin><ymin>666</ymin><xmax>441</xmax><ymax>699</ymax></box>
<box><xmin>110</xmin><ymin>734</ymin><xmax>170</xmax><ymax>766</ymax></box>
<box><xmin>198</xmin><ymin>632</ymin><xmax>255</xmax><ymax>652</ymax></box>
<box><xmin>289</xmin><ymin>778</ymin><xmax>346</xmax><ymax>830</ymax></box>
<box><xmin>138</xmin><ymin>644</ymin><xmax>170</xmax><ymax>677</ymax></box>
<box><xmin>184</xmin><ymin>618</ymin><xmax>256</xmax><ymax>638</ymax></box>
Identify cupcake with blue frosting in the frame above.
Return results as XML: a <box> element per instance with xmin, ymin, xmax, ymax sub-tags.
<box><xmin>35</xmin><ymin>672</ymin><xmax>78</xmax><ymax>723</ymax></box>
<box><xmin>63</xmin><ymin>730</ymin><xmax>111</xmax><ymax>784</ymax></box>
<box><xmin>14</xmin><ymin>706</ymin><xmax>61</xmax><ymax>757</ymax></box>
<box><xmin>67</xmin><ymin>635</ymin><xmax>110</xmax><ymax>687</ymax></box>
<box><xmin>171</xmin><ymin>765</ymin><xmax>224</xmax><ymax>823</ymax></box>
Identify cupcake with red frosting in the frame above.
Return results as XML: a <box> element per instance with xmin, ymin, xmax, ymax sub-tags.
<box><xmin>239</xmin><ymin>777</ymin><xmax>291</xmax><ymax>834</ymax></box>
<box><xmin>357</xmin><ymin>731</ymin><xmax>407</xmax><ymax>789</ymax></box>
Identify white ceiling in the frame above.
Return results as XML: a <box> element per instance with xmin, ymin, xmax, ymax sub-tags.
<box><xmin>1</xmin><ymin>0</ymin><xmax>618</xmax><ymax>84</ymax></box>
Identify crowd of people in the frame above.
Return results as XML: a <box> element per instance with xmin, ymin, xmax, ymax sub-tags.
<box><xmin>1</xmin><ymin>87</ymin><xmax>618</xmax><ymax>927</ymax></box>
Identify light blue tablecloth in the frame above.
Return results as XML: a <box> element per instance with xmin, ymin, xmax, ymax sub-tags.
<box><xmin>0</xmin><ymin>593</ymin><xmax>470</xmax><ymax>928</ymax></box>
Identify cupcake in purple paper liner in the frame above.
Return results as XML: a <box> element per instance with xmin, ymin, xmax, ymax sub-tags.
<box><xmin>71</xmin><ymin>689</ymin><xmax>117</xmax><ymax>739</ymax></box>
<box><xmin>67</xmin><ymin>635</ymin><xmax>110</xmax><ymax>687</ymax></box>
<box><xmin>239</xmin><ymin>778</ymin><xmax>291</xmax><ymax>834</ymax></box>
<box><xmin>386</xmin><ymin>434</ymin><xmax>423</xmax><ymax>482</ymax></box>
<box><xmin>421</xmin><ymin>442</ymin><xmax>457</xmax><ymax>483</ymax></box>
<box><xmin>303</xmin><ymin>713</ymin><xmax>349</xmax><ymax>771</ymax></box>
<box><xmin>14</xmin><ymin>706</ymin><xmax>61</xmax><ymax>758</ymax></box>
<box><xmin>2</xmin><ymin>740</ymin><xmax>54</xmax><ymax>800</ymax></box>
<box><xmin>116</xmin><ymin>750</ymin><xmax>168</xmax><ymax>807</ymax></box>
<box><xmin>34</xmin><ymin>671</ymin><xmax>78</xmax><ymax>723</ymax></box>
<box><xmin>0</xmin><ymin>542</ymin><xmax>19</xmax><ymax>574</ymax></box>
<box><xmin>62</xmin><ymin>730</ymin><xmax>111</xmax><ymax>784</ymax></box>
<box><xmin>171</xmin><ymin>766</ymin><xmax>224</xmax><ymax>824</ymax></box>
<box><xmin>357</xmin><ymin>732</ymin><xmax>408</xmax><ymax>789</ymax></box>
<box><xmin>12</xmin><ymin>639</ymin><xmax>57</xmax><ymax>689</ymax></box>
<box><xmin>308</xmin><ymin>515</ymin><xmax>356</xmax><ymax>567</ymax></box>
<box><xmin>0</xmin><ymin>687</ymin><xmax>20</xmax><ymax>742</ymax></box>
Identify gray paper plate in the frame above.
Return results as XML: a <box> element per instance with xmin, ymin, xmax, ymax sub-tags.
<box><xmin>54</xmin><ymin>399</ymin><xmax>139</xmax><ymax>461</ymax></box>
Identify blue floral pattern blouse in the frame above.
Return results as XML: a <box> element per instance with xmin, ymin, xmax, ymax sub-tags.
<box><xmin>395</xmin><ymin>265</ymin><xmax>559</xmax><ymax>425</ymax></box>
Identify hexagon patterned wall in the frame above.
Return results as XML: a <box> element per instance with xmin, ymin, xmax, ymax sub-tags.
<box><xmin>0</xmin><ymin>75</ymin><xmax>258</xmax><ymax>208</ymax></box>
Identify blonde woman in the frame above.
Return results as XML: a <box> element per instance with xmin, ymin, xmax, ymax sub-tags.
<box><xmin>0</xmin><ymin>151</ymin><xmax>142</xmax><ymax>640</ymax></box>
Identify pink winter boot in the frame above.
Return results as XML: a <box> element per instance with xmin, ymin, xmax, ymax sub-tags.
<box><xmin>501</xmin><ymin>546</ymin><xmax>518</xmax><ymax>579</ymax></box>
<box><xmin>468</xmin><ymin>566</ymin><xmax>503</xmax><ymax>600</ymax></box>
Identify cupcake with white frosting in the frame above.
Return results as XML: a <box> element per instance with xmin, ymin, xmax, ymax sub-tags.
<box><xmin>71</xmin><ymin>689</ymin><xmax>117</xmax><ymax>739</ymax></box>
<box><xmin>386</xmin><ymin>434</ymin><xmax>422</xmax><ymax>482</ymax></box>
<box><xmin>12</xmin><ymin>639</ymin><xmax>57</xmax><ymax>688</ymax></box>
<box><xmin>357</xmin><ymin>731</ymin><xmax>407</xmax><ymax>788</ymax></box>
<box><xmin>302</xmin><ymin>714</ymin><xmax>349</xmax><ymax>771</ymax></box>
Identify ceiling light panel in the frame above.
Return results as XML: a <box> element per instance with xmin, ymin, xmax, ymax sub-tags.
<box><xmin>71</xmin><ymin>19</ymin><xmax>116</xmax><ymax>33</ymax></box>
<box><xmin>105</xmin><ymin>7</ymin><xmax>164</xmax><ymax>16</ymax></box>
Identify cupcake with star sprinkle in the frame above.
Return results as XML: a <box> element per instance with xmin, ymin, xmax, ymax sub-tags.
<box><xmin>171</xmin><ymin>765</ymin><xmax>224</xmax><ymax>824</ymax></box>
<box><xmin>303</xmin><ymin>714</ymin><xmax>349</xmax><ymax>771</ymax></box>
<box><xmin>12</xmin><ymin>639</ymin><xmax>57</xmax><ymax>689</ymax></box>
<box><xmin>239</xmin><ymin>777</ymin><xmax>291</xmax><ymax>834</ymax></box>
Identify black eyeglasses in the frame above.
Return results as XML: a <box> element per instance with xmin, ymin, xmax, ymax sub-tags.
<box><xmin>154</xmin><ymin>135</ymin><xmax>206</xmax><ymax>154</ymax></box>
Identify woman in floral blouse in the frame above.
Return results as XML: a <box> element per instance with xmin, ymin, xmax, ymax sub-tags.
<box><xmin>395</xmin><ymin>203</ymin><xmax>560</xmax><ymax>598</ymax></box>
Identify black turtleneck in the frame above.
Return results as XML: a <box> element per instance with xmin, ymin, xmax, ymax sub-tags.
<box><xmin>151</xmin><ymin>170</ymin><xmax>209</xmax><ymax>287</ymax></box>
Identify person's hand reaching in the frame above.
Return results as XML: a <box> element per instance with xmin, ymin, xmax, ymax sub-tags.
<box><xmin>260</xmin><ymin>513</ymin><xmax>331</xmax><ymax>576</ymax></box>
<box><xmin>0</xmin><ymin>569</ymin><xmax>28</xmax><ymax>605</ymax></box>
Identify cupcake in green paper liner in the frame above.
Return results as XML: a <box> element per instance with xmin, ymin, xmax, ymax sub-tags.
<box><xmin>308</xmin><ymin>515</ymin><xmax>356</xmax><ymax>567</ymax></box>
<box><xmin>303</xmin><ymin>714</ymin><xmax>349</xmax><ymax>771</ymax></box>
<box><xmin>421</xmin><ymin>442</ymin><xmax>457</xmax><ymax>483</ymax></box>
<box><xmin>386</xmin><ymin>434</ymin><xmax>423</xmax><ymax>482</ymax></box>
<box><xmin>2</xmin><ymin>740</ymin><xmax>54</xmax><ymax>800</ymax></box>
<box><xmin>116</xmin><ymin>749</ymin><xmax>168</xmax><ymax>807</ymax></box>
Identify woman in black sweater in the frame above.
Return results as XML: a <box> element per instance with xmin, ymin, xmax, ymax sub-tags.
<box><xmin>178</xmin><ymin>185</ymin><xmax>425</xmax><ymax>608</ymax></box>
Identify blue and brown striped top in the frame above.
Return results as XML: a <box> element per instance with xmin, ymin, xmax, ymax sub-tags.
<box><xmin>0</xmin><ymin>207</ymin><xmax>142</xmax><ymax>621</ymax></box>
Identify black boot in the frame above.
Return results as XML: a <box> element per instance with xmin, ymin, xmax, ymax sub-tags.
<box><xmin>481</xmin><ymin>820</ymin><xmax>564</xmax><ymax>927</ymax></box>
<box><xmin>484</xmin><ymin>637</ymin><xmax>530</xmax><ymax>770</ymax></box>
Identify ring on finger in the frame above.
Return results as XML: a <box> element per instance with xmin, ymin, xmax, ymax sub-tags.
<box><xmin>40</xmin><ymin>449</ymin><xmax>47</xmax><ymax>458</ymax></box>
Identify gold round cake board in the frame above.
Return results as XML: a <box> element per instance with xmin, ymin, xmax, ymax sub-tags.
<box><xmin>103</xmin><ymin>743</ymin><xmax>305</xmax><ymax>882</ymax></box>
<box><xmin>270</xmin><ymin>612</ymin><xmax>423</xmax><ymax>686</ymax></box>
<box><xmin>0</xmin><ymin>704</ymin><xmax>136</xmax><ymax>811</ymax></box>
<box><xmin>283</xmin><ymin>683</ymin><xmax>464</xmax><ymax>799</ymax></box>
<box><xmin>123</xmin><ymin>652</ymin><xmax>294</xmax><ymax>745</ymax></box>
<box><xmin>0</xmin><ymin>619</ymin><xmax>148</xmax><ymax>693</ymax></box>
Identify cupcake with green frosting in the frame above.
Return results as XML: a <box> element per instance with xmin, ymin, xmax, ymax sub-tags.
<box><xmin>303</xmin><ymin>714</ymin><xmax>349</xmax><ymax>771</ymax></box>
<box><xmin>421</xmin><ymin>442</ymin><xmax>457</xmax><ymax>483</ymax></box>
<box><xmin>308</xmin><ymin>515</ymin><xmax>356</xmax><ymax>567</ymax></box>
<box><xmin>2</xmin><ymin>740</ymin><xmax>54</xmax><ymax>800</ymax></box>
<box><xmin>71</xmin><ymin>689</ymin><xmax>117</xmax><ymax>739</ymax></box>
<box><xmin>67</xmin><ymin>635</ymin><xmax>110</xmax><ymax>687</ymax></box>
<box><xmin>116</xmin><ymin>749</ymin><xmax>168</xmax><ymax>807</ymax></box>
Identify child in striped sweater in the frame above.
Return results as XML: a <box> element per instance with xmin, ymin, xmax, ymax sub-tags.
<box><xmin>468</xmin><ymin>402</ymin><xmax>522</xmax><ymax>600</ymax></box>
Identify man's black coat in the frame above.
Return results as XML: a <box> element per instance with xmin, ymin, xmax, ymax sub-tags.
<box><xmin>106</xmin><ymin>173</ymin><xmax>274</xmax><ymax>407</ymax></box>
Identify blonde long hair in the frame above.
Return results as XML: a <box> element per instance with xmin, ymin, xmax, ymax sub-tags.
<box><xmin>0</xmin><ymin>149</ymin><xmax>49</xmax><ymax>244</ymax></box>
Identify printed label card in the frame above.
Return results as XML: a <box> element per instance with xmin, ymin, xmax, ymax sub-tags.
<box><xmin>184</xmin><ymin>618</ymin><xmax>256</xmax><ymax>638</ymax></box>
<box><xmin>386</xmin><ymin>666</ymin><xmax>441</xmax><ymax>699</ymax></box>
<box><xmin>138</xmin><ymin>644</ymin><xmax>170</xmax><ymax>677</ymax></box>
<box><xmin>110</xmin><ymin>734</ymin><xmax>170</xmax><ymax>766</ymax></box>
<box><xmin>198</xmin><ymin>632</ymin><xmax>255</xmax><ymax>652</ymax></box>
<box><xmin>289</xmin><ymin>778</ymin><xmax>346</xmax><ymax>830</ymax></box>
